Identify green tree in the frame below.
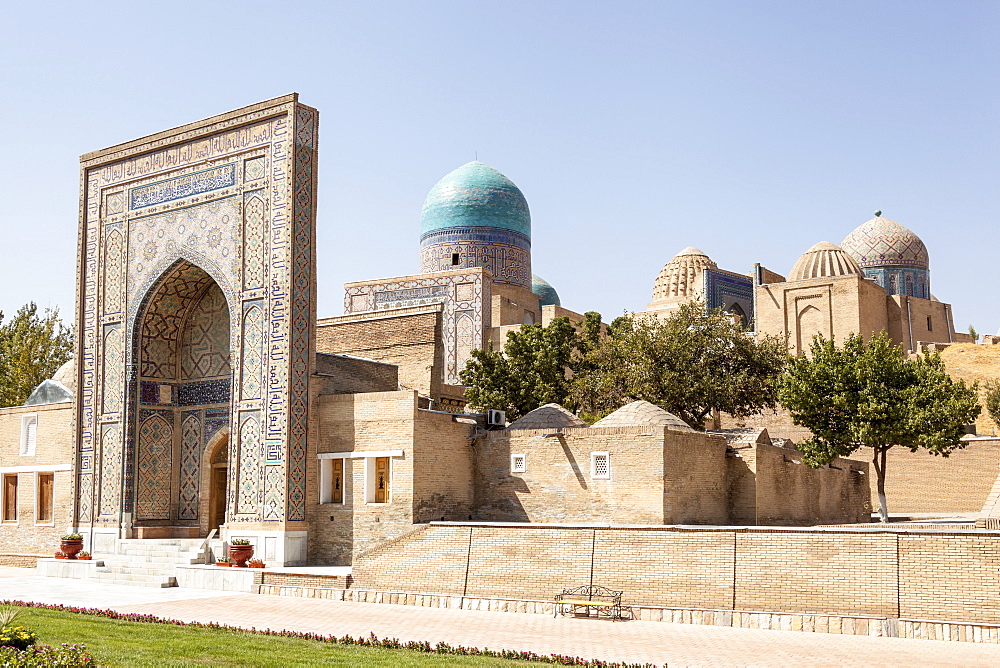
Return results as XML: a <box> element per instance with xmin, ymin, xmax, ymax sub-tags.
<box><xmin>573</xmin><ymin>301</ymin><xmax>787</xmax><ymax>429</ymax></box>
<box><xmin>460</xmin><ymin>313</ymin><xmax>602</xmax><ymax>421</ymax></box>
<box><xmin>984</xmin><ymin>381</ymin><xmax>1000</xmax><ymax>433</ymax></box>
<box><xmin>969</xmin><ymin>325</ymin><xmax>979</xmax><ymax>343</ymax></box>
<box><xmin>779</xmin><ymin>333</ymin><xmax>980</xmax><ymax>523</ymax></box>
<box><xmin>0</xmin><ymin>303</ymin><xmax>75</xmax><ymax>407</ymax></box>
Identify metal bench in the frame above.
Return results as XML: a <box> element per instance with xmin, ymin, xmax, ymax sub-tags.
<box><xmin>554</xmin><ymin>584</ymin><xmax>624</xmax><ymax>620</ymax></box>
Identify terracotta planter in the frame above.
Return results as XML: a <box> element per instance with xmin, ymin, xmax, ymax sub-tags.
<box><xmin>215</xmin><ymin>562</ymin><xmax>232</xmax><ymax>567</ymax></box>
<box><xmin>60</xmin><ymin>539</ymin><xmax>84</xmax><ymax>559</ymax></box>
<box><xmin>248</xmin><ymin>563</ymin><xmax>264</xmax><ymax>569</ymax></box>
<box><xmin>228</xmin><ymin>545</ymin><xmax>254</xmax><ymax>568</ymax></box>
<box><xmin>78</xmin><ymin>556</ymin><xmax>92</xmax><ymax>561</ymax></box>
<box><xmin>54</xmin><ymin>553</ymin><xmax>65</xmax><ymax>559</ymax></box>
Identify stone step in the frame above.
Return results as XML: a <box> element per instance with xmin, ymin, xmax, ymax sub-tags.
<box><xmin>106</xmin><ymin>553</ymin><xmax>207</xmax><ymax>564</ymax></box>
<box><xmin>101</xmin><ymin>565</ymin><xmax>179</xmax><ymax>577</ymax></box>
<box><xmin>91</xmin><ymin>571</ymin><xmax>177</xmax><ymax>587</ymax></box>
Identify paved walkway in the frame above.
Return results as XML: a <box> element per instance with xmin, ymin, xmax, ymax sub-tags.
<box><xmin>4</xmin><ymin>567</ymin><xmax>1000</xmax><ymax>666</ymax></box>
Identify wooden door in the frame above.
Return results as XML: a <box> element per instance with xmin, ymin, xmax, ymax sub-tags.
<box><xmin>37</xmin><ymin>473</ymin><xmax>53</xmax><ymax>523</ymax></box>
<box><xmin>374</xmin><ymin>457</ymin><xmax>389</xmax><ymax>503</ymax></box>
<box><xmin>2</xmin><ymin>475</ymin><xmax>16</xmax><ymax>522</ymax></box>
<box><xmin>210</xmin><ymin>466</ymin><xmax>228</xmax><ymax>531</ymax></box>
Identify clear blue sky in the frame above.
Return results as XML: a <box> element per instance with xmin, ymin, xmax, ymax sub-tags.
<box><xmin>1</xmin><ymin>1</ymin><xmax>997</xmax><ymax>334</ymax></box>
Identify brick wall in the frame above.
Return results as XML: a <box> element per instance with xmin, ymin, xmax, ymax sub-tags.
<box><xmin>315</xmin><ymin>353</ymin><xmax>398</xmax><ymax>395</ymax></box>
<box><xmin>851</xmin><ymin>441</ymin><xmax>1000</xmax><ymax>513</ymax></box>
<box><xmin>473</xmin><ymin>427</ymin><xmax>671</xmax><ymax>524</ymax></box>
<box><xmin>752</xmin><ymin>444</ymin><xmax>869</xmax><ymax>524</ymax></box>
<box><xmin>0</xmin><ymin>403</ymin><xmax>75</xmax><ymax>555</ymax></box>
<box><xmin>663</xmin><ymin>430</ymin><xmax>729</xmax><ymax>523</ymax></box>
<box><xmin>412</xmin><ymin>409</ymin><xmax>474</xmax><ymax>523</ymax></box>
<box><xmin>316</xmin><ymin>308</ymin><xmax>443</xmax><ymax>399</ymax></box>
<box><xmin>351</xmin><ymin>522</ymin><xmax>1000</xmax><ymax>624</ymax></box>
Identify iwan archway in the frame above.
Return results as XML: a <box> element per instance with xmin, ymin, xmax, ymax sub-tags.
<box><xmin>131</xmin><ymin>260</ymin><xmax>233</xmax><ymax>537</ymax></box>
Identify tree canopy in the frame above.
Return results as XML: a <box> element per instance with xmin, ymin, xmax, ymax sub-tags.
<box><xmin>0</xmin><ymin>303</ymin><xmax>75</xmax><ymax>408</ymax></box>
<box><xmin>461</xmin><ymin>302</ymin><xmax>787</xmax><ymax>429</ymax></box>
<box><xmin>460</xmin><ymin>312</ymin><xmax>603</xmax><ymax>421</ymax></box>
<box><xmin>779</xmin><ymin>333</ymin><xmax>980</xmax><ymax>522</ymax></box>
<box><xmin>571</xmin><ymin>302</ymin><xmax>787</xmax><ymax>428</ymax></box>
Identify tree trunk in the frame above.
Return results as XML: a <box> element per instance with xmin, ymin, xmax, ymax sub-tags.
<box><xmin>872</xmin><ymin>447</ymin><xmax>889</xmax><ymax>523</ymax></box>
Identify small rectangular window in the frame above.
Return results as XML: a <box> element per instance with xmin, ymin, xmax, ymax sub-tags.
<box><xmin>3</xmin><ymin>474</ymin><xmax>17</xmax><ymax>522</ymax></box>
<box><xmin>20</xmin><ymin>415</ymin><xmax>37</xmax><ymax>456</ymax></box>
<box><xmin>591</xmin><ymin>452</ymin><xmax>610</xmax><ymax>479</ymax></box>
<box><xmin>374</xmin><ymin>457</ymin><xmax>390</xmax><ymax>503</ymax></box>
<box><xmin>36</xmin><ymin>473</ymin><xmax>53</xmax><ymax>524</ymax></box>
<box><xmin>331</xmin><ymin>459</ymin><xmax>344</xmax><ymax>504</ymax></box>
<box><xmin>511</xmin><ymin>454</ymin><xmax>526</xmax><ymax>473</ymax></box>
<box><xmin>451</xmin><ymin>253</ymin><xmax>460</xmax><ymax>266</ymax></box>
<box><xmin>927</xmin><ymin>316</ymin><xmax>933</xmax><ymax>331</ymax></box>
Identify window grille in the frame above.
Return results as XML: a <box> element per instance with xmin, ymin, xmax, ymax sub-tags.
<box><xmin>511</xmin><ymin>454</ymin><xmax>526</xmax><ymax>473</ymax></box>
<box><xmin>20</xmin><ymin>415</ymin><xmax>37</xmax><ymax>456</ymax></box>
<box><xmin>591</xmin><ymin>452</ymin><xmax>610</xmax><ymax>479</ymax></box>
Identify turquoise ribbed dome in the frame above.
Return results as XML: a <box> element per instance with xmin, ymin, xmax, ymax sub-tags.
<box><xmin>420</xmin><ymin>161</ymin><xmax>531</xmax><ymax>238</ymax></box>
<box><xmin>531</xmin><ymin>274</ymin><xmax>561</xmax><ymax>307</ymax></box>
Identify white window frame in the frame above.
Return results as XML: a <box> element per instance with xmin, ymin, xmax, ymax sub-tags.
<box><xmin>317</xmin><ymin>451</ymin><xmax>402</xmax><ymax>505</ymax></box>
<box><xmin>34</xmin><ymin>471</ymin><xmax>54</xmax><ymax>526</ymax></box>
<box><xmin>591</xmin><ymin>451</ymin><xmax>611</xmax><ymax>479</ymax></box>
<box><xmin>20</xmin><ymin>414</ymin><xmax>37</xmax><ymax>457</ymax></box>
<box><xmin>318</xmin><ymin>458</ymin><xmax>346</xmax><ymax>505</ymax></box>
<box><xmin>510</xmin><ymin>453</ymin><xmax>526</xmax><ymax>473</ymax></box>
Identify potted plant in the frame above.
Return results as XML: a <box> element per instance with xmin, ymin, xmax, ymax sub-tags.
<box><xmin>228</xmin><ymin>539</ymin><xmax>254</xmax><ymax>568</ymax></box>
<box><xmin>59</xmin><ymin>533</ymin><xmax>84</xmax><ymax>559</ymax></box>
<box><xmin>215</xmin><ymin>555</ymin><xmax>232</xmax><ymax>567</ymax></box>
<box><xmin>247</xmin><ymin>558</ymin><xmax>265</xmax><ymax>569</ymax></box>
<box><xmin>53</xmin><ymin>551</ymin><xmax>65</xmax><ymax>560</ymax></box>
<box><xmin>77</xmin><ymin>551</ymin><xmax>92</xmax><ymax>561</ymax></box>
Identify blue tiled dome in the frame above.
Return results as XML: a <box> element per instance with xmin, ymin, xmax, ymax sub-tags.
<box><xmin>531</xmin><ymin>274</ymin><xmax>561</xmax><ymax>307</ymax></box>
<box><xmin>420</xmin><ymin>161</ymin><xmax>531</xmax><ymax>238</ymax></box>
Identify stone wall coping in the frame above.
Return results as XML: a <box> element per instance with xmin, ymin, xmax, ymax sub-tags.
<box><xmin>426</xmin><ymin>521</ymin><xmax>1000</xmax><ymax>536</ymax></box>
<box><xmin>344</xmin><ymin>267</ymin><xmax>489</xmax><ymax>290</ymax></box>
<box><xmin>0</xmin><ymin>402</ymin><xmax>74</xmax><ymax>416</ymax></box>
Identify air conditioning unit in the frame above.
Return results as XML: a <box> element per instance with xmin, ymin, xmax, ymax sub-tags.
<box><xmin>487</xmin><ymin>409</ymin><xmax>506</xmax><ymax>428</ymax></box>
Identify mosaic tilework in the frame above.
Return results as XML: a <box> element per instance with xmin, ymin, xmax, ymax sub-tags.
<box><xmin>97</xmin><ymin>425</ymin><xmax>121</xmax><ymax>518</ymax></box>
<box><xmin>243</xmin><ymin>193</ymin><xmax>266</xmax><ymax>290</ymax></box>
<box><xmin>79</xmin><ymin>97</ymin><xmax>317</xmax><ymax>533</ymax></box>
<box><xmin>285</xmin><ymin>104</ymin><xmax>318</xmax><ymax>522</ymax></box>
<box><xmin>840</xmin><ymin>216</ymin><xmax>930</xmax><ymax>270</ymax></box>
<box><xmin>179</xmin><ymin>282</ymin><xmax>231</xmax><ymax>380</ymax></box>
<box><xmin>178</xmin><ymin>412</ymin><xmax>201</xmax><ymax>520</ymax></box>
<box><xmin>345</xmin><ymin>271</ymin><xmax>491</xmax><ymax>384</ymax></box>
<box><xmin>103</xmin><ymin>229</ymin><xmax>125</xmax><ymax>316</ymax></box>
<box><xmin>177</xmin><ymin>378</ymin><xmax>230</xmax><ymax>406</ymax></box>
<box><xmin>127</xmin><ymin>197</ymin><xmax>241</xmax><ymax>328</ymax></box>
<box><xmin>863</xmin><ymin>267</ymin><xmax>930</xmax><ymax>299</ymax></box>
<box><xmin>237</xmin><ymin>414</ymin><xmax>261</xmax><ymax>515</ymax></box>
<box><xmin>241</xmin><ymin>305</ymin><xmax>263</xmax><ymax>400</ymax></box>
<box><xmin>136</xmin><ymin>414</ymin><xmax>172</xmax><ymax>520</ymax></box>
<box><xmin>703</xmin><ymin>268</ymin><xmax>755</xmax><ymax>329</ymax></box>
<box><xmin>102</xmin><ymin>326</ymin><xmax>123</xmax><ymax>414</ymax></box>
<box><xmin>139</xmin><ymin>262</ymin><xmax>215</xmax><ymax>379</ymax></box>
<box><xmin>420</xmin><ymin>238</ymin><xmax>530</xmax><ymax>288</ymax></box>
<box><xmin>264</xmin><ymin>464</ymin><xmax>283</xmax><ymax>521</ymax></box>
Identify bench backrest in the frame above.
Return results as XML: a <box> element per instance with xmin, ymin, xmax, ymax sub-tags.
<box><xmin>558</xmin><ymin>584</ymin><xmax>622</xmax><ymax>602</ymax></box>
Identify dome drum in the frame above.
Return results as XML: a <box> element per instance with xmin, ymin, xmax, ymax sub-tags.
<box><xmin>840</xmin><ymin>216</ymin><xmax>931</xmax><ymax>298</ymax></box>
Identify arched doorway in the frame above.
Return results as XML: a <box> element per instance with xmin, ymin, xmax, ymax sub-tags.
<box><xmin>132</xmin><ymin>260</ymin><xmax>233</xmax><ymax>536</ymax></box>
<box><xmin>208</xmin><ymin>434</ymin><xmax>229</xmax><ymax>534</ymax></box>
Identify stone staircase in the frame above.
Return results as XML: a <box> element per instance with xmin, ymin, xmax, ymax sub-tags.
<box><xmin>92</xmin><ymin>538</ymin><xmax>214</xmax><ymax>588</ymax></box>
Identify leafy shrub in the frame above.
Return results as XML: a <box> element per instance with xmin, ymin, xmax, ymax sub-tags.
<box><xmin>60</xmin><ymin>534</ymin><xmax>83</xmax><ymax>541</ymax></box>
<box><xmin>0</xmin><ymin>625</ymin><xmax>38</xmax><ymax>650</ymax></box>
<box><xmin>229</xmin><ymin>539</ymin><xmax>251</xmax><ymax>546</ymax></box>
<box><xmin>0</xmin><ymin>643</ymin><xmax>95</xmax><ymax>666</ymax></box>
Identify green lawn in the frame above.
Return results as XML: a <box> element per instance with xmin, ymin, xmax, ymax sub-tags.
<box><xmin>15</xmin><ymin>607</ymin><xmax>538</xmax><ymax>667</ymax></box>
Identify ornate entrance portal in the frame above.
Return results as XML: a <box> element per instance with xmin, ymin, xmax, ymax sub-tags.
<box><xmin>75</xmin><ymin>95</ymin><xmax>318</xmax><ymax>565</ymax></box>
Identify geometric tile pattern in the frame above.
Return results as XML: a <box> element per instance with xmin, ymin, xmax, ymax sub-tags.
<box><xmin>103</xmin><ymin>229</ymin><xmax>124</xmax><ymax>315</ymax></box>
<box><xmin>136</xmin><ymin>414</ymin><xmax>172</xmax><ymax>520</ymax></box>
<box><xmin>98</xmin><ymin>425</ymin><xmax>122</xmax><ymax>518</ymax></box>
<box><xmin>241</xmin><ymin>305</ymin><xmax>263</xmax><ymax>400</ymax></box>
<box><xmin>704</xmin><ymin>268</ymin><xmax>755</xmax><ymax>329</ymax></box>
<box><xmin>180</xmin><ymin>282</ymin><xmax>231</xmax><ymax>380</ymax></box>
<box><xmin>102</xmin><ymin>326</ymin><xmax>123</xmax><ymax>414</ymax></box>
<box><xmin>244</xmin><ymin>156</ymin><xmax>265</xmax><ymax>183</ymax></box>
<box><xmin>840</xmin><ymin>216</ymin><xmax>930</xmax><ymax>270</ymax></box>
<box><xmin>178</xmin><ymin>412</ymin><xmax>202</xmax><ymax>520</ymax></box>
<box><xmin>243</xmin><ymin>193</ymin><xmax>265</xmax><ymax>290</ymax></box>
<box><xmin>139</xmin><ymin>262</ymin><xmax>215</xmax><ymax>379</ymax></box>
<box><xmin>237</xmin><ymin>414</ymin><xmax>261</xmax><ymax>515</ymax></box>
